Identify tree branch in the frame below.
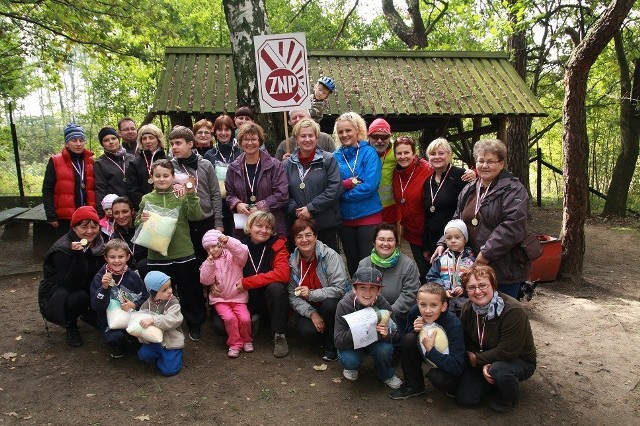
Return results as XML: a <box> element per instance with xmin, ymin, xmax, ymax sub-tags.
<box><xmin>290</xmin><ymin>0</ymin><xmax>314</xmax><ymax>23</ymax></box>
<box><xmin>332</xmin><ymin>0</ymin><xmax>360</xmax><ymax>48</ymax></box>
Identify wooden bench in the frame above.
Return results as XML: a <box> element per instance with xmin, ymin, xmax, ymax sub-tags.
<box><xmin>14</xmin><ymin>204</ymin><xmax>58</xmax><ymax>259</ymax></box>
<box><xmin>0</xmin><ymin>207</ymin><xmax>30</xmax><ymax>240</ymax></box>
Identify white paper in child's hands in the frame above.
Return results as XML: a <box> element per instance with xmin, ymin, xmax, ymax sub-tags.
<box><xmin>343</xmin><ymin>307</ymin><xmax>378</xmax><ymax>349</ymax></box>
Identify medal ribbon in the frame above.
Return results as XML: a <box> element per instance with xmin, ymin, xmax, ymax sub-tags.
<box><xmin>297</xmin><ymin>162</ymin><xmax>312</xmax><ymax>187</ymax></box>
<box><xmin>143</xmin><ymin>149</ymin><xmax>158</xmax><ymax>180</ymax></box>
<box><xmin>244</xmin><ymin>159</ymin><xmax>260</xmax><ymax>200</ymax></box>
<box><xmin>298</xmin><ymin>258</ymin><xmax>315</xmax><ymax>286</ymax></box>
<box><xmin>398</xmin><ymin>162</ymin><xmax>417</xmax><ymax>202</ymax></box>
<box><xmin>248</xmin><ymin>246</ymin><xmax>266</xmax><ymax>274</ymax></box>
<box><xmin>70</xmin><ymin>158</ymin><xmax>85</xmax><ymax>188</ymax></box>
<box><xmin>476</xmin><ymin>313</ymin><xmax>487</xmax><ymax>352</ymax></box>
<box><xmin>104</xmin><ymin>152</ymin><xmax>126</xmax><ymax>178</ymax></box>
<box><xmin>474</xmin><ymin>180</ymin><xmax>494</xmax><ymax>220</ymax></box>
<box><xmin>181</xmin><ymin>164</ymin><xmax>199</xmax><ymax>191</ymax></box>
<box><xmin>429</xmin><ymin>164</ymin><xmax>452</xmax><ymax>208</ymax></box>
<box><xmin>340</xmin><ymin>145</ymin><xmax>360</xmax><ymax>179</ymax></box>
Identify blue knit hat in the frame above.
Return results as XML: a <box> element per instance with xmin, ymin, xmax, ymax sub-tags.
<box><xmin>64</xmin><ymin>123</ymin><xmax>85</xmax><ymax>143</ymax></box>
<box><xmin>144</xmin><ymin>271</ymin><xmax>171</xmax><ymax>294</ymax></box>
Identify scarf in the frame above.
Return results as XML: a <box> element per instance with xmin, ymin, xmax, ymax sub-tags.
<box><xmin>472</xmin><ymin>290</ymin><xmax>504</xmax><ymax>320</ymax></box>
<box><xmin>177</xmin><ymin>151</ymin><xmax>199</xmax><ymax>170</ymax></box>
<box><xmin>370</xmin><ymin>247</ymin><xmax>400</xmax><ymax>268</ymax></box>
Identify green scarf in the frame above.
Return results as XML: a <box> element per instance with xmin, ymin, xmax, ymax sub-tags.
<box><xmin>370</xmin><ymin>247</ymin><xmax>400</xmax><ymax>268</ymax></box>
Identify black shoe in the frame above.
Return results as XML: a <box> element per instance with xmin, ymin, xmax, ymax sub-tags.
<box><xmin>188</xmin><ymin>327</ymin><xmax>202</xmax><ymax>342</ymax></box>
<box><xmin>389</xmin><ymin>384</ymin><xmax>426</xmax><ymax>400</ymax></box>
<box><xmin>66</xmin><ymin>328</ymin><xmax>83</xmax><ymax>347</ymax></box>
<box><xmin>322</xmin><ymin>350</ymin><xmax>338</xmax><ymax>362</ymax></box>
<box><xmin>489</xmin><ymin>399</ymin><xmax>514</xmax><ymax>413</ymax></box>
<box><xmin>109</xmin><ymin>345</ymin><xmax>125</xmax><ymax>359</ymax></box>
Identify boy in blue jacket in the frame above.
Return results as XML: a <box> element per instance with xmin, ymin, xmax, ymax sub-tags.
<box><xmin>389</xmin><ymin>282</ymin><xmax>466</xmax><ymax>399</ymax></box>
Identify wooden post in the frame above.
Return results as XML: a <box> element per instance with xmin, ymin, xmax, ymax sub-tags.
<box><xmin>284</xmin><ymin>111</ymin><xmax>290</xmax><ymax>155</ymax></box>
<box><xmin>537</xmin><ymin>147</ymin><xmax>542</xmax><ymax>207</ymax></box>
<box><xmin>497</xmin><ymin>118</ymin><xmax>507</xmax><ymax>142</ymax></box>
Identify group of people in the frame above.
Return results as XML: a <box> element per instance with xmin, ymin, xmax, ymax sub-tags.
<box><xmin>38</xmin><ymin>88</ymin><xmax>537</xmax><ymax>411</ymax></box>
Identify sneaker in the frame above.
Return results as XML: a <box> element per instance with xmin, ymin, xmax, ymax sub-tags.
<box><xmin>384</xmin><ymin>375</ymin><xmax>403</xmax><ymax>390</ymax></box>
<box><xmin>343</xmin><ymin>369</ymin><xmax>359</xmax><ymax>381</ymax></box>
<box><xmin>109</xmin><ymin>345</ymin><xmax>125</xmax><ymax>359</ymax></box>
<box><xmin>322</xmin><ymin>350</ymin><xmax>338</xmax><ymax>362</ymax></box>
<box><xmin>188</xmin><ymin>327</ymin><xmax>202</xmax><ymax>342</ymax></box>
<box><xmin>251</xmin><ymin>314</ymin><xmax>261</xmax><ymax>337</ymax></box>
<box><xmin>273</xmin><ymin>333</ymin><xmax>289</xmax><ymax>358</ymax></box>
<box><xmin>243</xmin><ymin>342</ymin><xmax>254</xmax><ymax>353</ymax></box>
<box><xmin>489</xmin><ymin>399</ymin><xmax>514</xmax><ymax>413</ymax></box>
<box><xmin>389</xmin><ymin>384</ymin><xmax>426</xmax><ymax>400</ymax></box>
<box><xmin>66</xmin><ymin>327</ymin><xmax>83</xmax><ymax>347</ymax></box>
<box><xmin>228</xmin><ymin>347</ymin><xmax>241</xmax><ymax>358</ymax></box>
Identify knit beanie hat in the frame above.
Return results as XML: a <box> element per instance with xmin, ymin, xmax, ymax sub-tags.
<box><xmin>367</xmin><ymin>118</ymin><xmax>391</xmax><ymax>136</ymax></box>
<box><xmin>64</xmin><ymin>123</ymin><xmax>85</xmax><ymax>143</ymax></box>
<box><xmin>444</xmin><ymin>219</ymin><xmax>469</xmax><ymax>242</ymax></box>
<box><xmin>71</xmin><ymin>206</ymin><xmax>100</xmax><ymax>227</ymax></box>
<box><xmin>98</xmin><ymin>127</ymin><xmax>120</xmax><ymax>145</ymax></box>
<box><xmin>352</xmin><ymin>267</ymin><xmax>384</xmax><ymax>288</ymax></box>
<box><xmin>202</xmin><ymin>229</ymin><xmax>223</xmax><ymax>249</ymax></box>
<box><xmin>101</xmin><ymin>194</ymin><xmax>119</xmax><ymax>211</ymax></box>
<box><xmin>144</xmin><ymin>271</ymin><xmax>171</xmax><ymax>294</ymax></box>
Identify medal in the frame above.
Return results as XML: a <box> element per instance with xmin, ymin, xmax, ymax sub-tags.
<box><xmin>109</xmin><ymin>278</ymin><xmax>116</xmax><ymax>287</ymax></box>
<box><xmin>400</xmin><ymin>198</ymin><xmax>405</xmax><ymax>204</ymax></box>
<box><xmin>471</xmin><ymin>218</ymin><xmax>479</xmax><ymax>226</ymax></box>
<box><xmin>185</xmin><ymin>182</ymin><xmax>193</xmax><ymax>190</ymax></box>
<box><xmin>148</xmin><ymin>178</ymin><xmax>154</xmax><ymax>184</ymax></box>
<box><xmin>250</xmin><ymin>195</ymin><xmax>257</xmax><ymax>202</ymax></box>
<box><xmin>341</xmin><ymin>145</ymin><xmax>361</xmax><ymax>187</ymax></box>
<box><xmin>398</xmin><ymin>160</ymin><xmax>417</xmax><ymax>206</ymax></box>
<box><xmin>81</xmin><ymin>183</ymin><xmax>85</xmax><ymax>189</ymax></box>
<box><xmin>79</xmin><ymin>238</ymin><xmax>88</xmax><ymax>246</ymax></box>
<box><xmin>429</xmin><ymin>165</ymin><xmax>452</xmax><ymax>212</ymax></box>
<box><xmin>352</xmin><ymin>177</ymin><xmax>359</xmax><ymax>185</ymax></box>
<box><xmin>430</xmin><ymin>206</ymin><xmax>436</xmax><ymax>212</ymax></box>
<box><xmin>299</xmin><ymin>182</ymin><xmax>305</xmax><ymax>189</ymax></box>
<box><xmin>122</xmin><ymin>177</ymin><xmax>127</xmax><ymax>183</ymax></box>
<box><xmin>294</xmin><ymin>289</ymin><xmax>301</xmax><ymax>296</ymax></box>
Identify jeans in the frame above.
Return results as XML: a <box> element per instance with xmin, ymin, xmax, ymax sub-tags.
<box><xmin>456</xmin><ymin>359</ymin><xmax>536</xmax><ymax>408</ymax></box>
<box><xmin>138</xmin><ymin>343</ymin><xmax>183</xmax><ymax>377</ymax></box>
<box><xmin>498</xmin><ymin>282</ymin><xmax>521</xmax><ymax>299</ymax></box>
<box><xmin>338</xmin><ymin>340</ymin><xmax>395</xmax><ymax>381</ymax></box>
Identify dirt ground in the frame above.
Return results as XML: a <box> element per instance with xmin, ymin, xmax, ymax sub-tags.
<box><xmin>0</xmin><ymin>207</ymin><xmax>638</xmax><ymax>425</ymax></box>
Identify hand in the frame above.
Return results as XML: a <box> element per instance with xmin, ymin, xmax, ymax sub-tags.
<box><xmin>172</xmin><ymin>183</ymin><xmax>186</xmax><ymax>198</ymax></box>
<box><xmin>467</xmin><ymin>351</ymin><xmax>477</xmax><ymax>368</ymax></box>
<box><xmin>475</xmin><ymin>252</ymin><xmax>489</xmax><ymax>266</ymax></box>
<box><xmin>139</xmin><ymin>317</ymin><xmax>154</xmax><ymax>328</ymax></box>
<box><xmin>101</xmin><ymin>271</ymin><xmax>113</xmax><ymax>289</ymax></box>
<box><xmin>430</xmin><ymin>245</ymin><xmax>445</xmax><ymax>263</ymax></box>
<box><xmin>121</xmin><ymin>301</ymin><xmax>135</xmax><ymax>311</ymax></box>
<box><xmin>376</xmin><ymin>323</ymin><xmax>388</xmax><ymax>338</ymax></box>
<box><xmin>461</xmin><ymin>168</ymin><xmax>477</xmax><ymax>182</ymax></box>
<box><xmin>413</xmin><ymin>316</ymin><xmax>425</xmax><ymax>333</ymax></box>
<box><xmin>482</xmin><ymin>363</ymin><xmax>494</xmax><ymax>384</ymax></box>
<box><xmin>295</xmin><ymin>206</ymin><xmax>311</xmax><ymax>220</ymax></box>
<box><xmin>235</xmin><ymin>279</ymin><xmax>245</xmax><ymax>293</ymax></box>
<box><xmin>422</xmin><ymin>250</ymin><xmax>431</xmax><ymax>262</ymax></box>
<box><xmin>310</xmin><ymin>311</ymin><xmax>325</xmax><ymax>333</ymax></box>
<box><xmin>48</xmin><ymin>220</ymin><xmax>59</xmax><ymax>228</ymax></box>
<box><xmin>421</xmin><ymin>329</ymin><xmax>437</xmax><ymax>352</ymax></box>
<box><xmin>211</xmin><ymin>284</ymin><xmax>221</xmax><ymax>297</ymax></box>
<box><xmin>141</xmin><ymin>212</ymin><xmax>150</xmax><ymax>222</ymax></box>
<box><xmin>282</xmin><ymin>152</ymin><xmax>292</xmax><ymax>161</ymax></box>
<box><xmin>70</xmin><ymin>241</ymin><xmax>85</xmax><ymax>251</ymax></box>
<box><xmin>294</xmin><ymin>285</ymin><xmax>310</xmax><ymax>299</ymax></box>
<box><xmin>236</xmin><ymin>203</ymin><xmax>251</xmax><ymax>215</ymax></box>
<box><xmin>451</xmin><ymin>286</ymin><xmax>464</xmax><ymax>297</ymax></box>
<box><xmin>219</xmin><ymin>234</ymin><xmax>229</xmax><ymax>245</ymax></box>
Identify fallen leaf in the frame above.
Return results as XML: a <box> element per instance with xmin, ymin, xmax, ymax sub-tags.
<box><xmin>87</xmin><ymin>394</ymin><xmax>95</xmax><ymax>397</ymax></box>
<box><xmin>134</xmin><ymin>414</ymin><xmax>150</xmax><ymax>421</ymax></box>
<box><xmin>23</xmin><ymin>416</ymin><xmax>32</xmax><ymax>420</ymax></box>
<box><xmin>309</xmin><ymin>383</ymin><xmax>316</xmax><ymax>387</ymax></box>
<box><xmin>3</xmin><ymin>412</ymin><xmax>18</xmax><ymax>417</ymax></box>
<box><xmin>332</xmin><ymin>378</ymin><xmax>342</xmax><ymax>383</ymax></box>
<box><xmin>2</xmin><ymin>352</ymin><xmax>17</xmax><ymax>360</ymax></box>
<box><xmin>10</xmin><ymin>289</ymin><xmax>16</xmax><ymax>292</ymax></box>
<box><xmin>312</xmin><ymin>363</ymin><xmax>327</xmax><ymax>371</ymax></box>
<box><xmin>15</xmin><ymin>336</ymin><xmax>22</xmax><ymax>341</ymax></box>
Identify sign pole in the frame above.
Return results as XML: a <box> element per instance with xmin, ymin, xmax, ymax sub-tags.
<box><xmin>284</xmin><ymin>111</ymin><xmax>290</xmax><ymax>155</ymax></box>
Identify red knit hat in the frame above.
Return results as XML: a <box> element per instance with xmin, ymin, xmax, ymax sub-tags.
<box><xmin>368</xmin><ymin>118</ymin><xmax>391</xmax><ymax>136</ymax></box>
<box><xmin>71</xmin><ymin>206</ymin><xmax>100</xmax><ymax>226</ymax></box>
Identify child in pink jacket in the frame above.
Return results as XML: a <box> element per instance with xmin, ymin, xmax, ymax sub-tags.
<box><xmin>200</xmin><ymin>230</ymin><xmax>251</xmax><ymax>358</ymax></box>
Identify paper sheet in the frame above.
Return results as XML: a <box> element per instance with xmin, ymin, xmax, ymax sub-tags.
<box><xmin>343</xmin><ymin>307</ymin><xmax>379</xmax><ymax>349</ymax></box>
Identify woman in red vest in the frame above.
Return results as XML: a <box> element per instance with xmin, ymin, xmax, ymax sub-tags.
<box><xmin>42</xmin><ymin>123</ymin><xmax>96</xmax><ymax>236</ymax></box>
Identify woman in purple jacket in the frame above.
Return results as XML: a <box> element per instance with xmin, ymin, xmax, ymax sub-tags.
<box><xmin>225</xmin><ymin>123</ymin><xmax>289</xmax><ymax>236</ymax></box>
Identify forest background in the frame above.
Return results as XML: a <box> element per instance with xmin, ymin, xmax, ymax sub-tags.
<box><xmin>0</xmin><ymin>0</ymin><xmax>637</xmax><ymax>219</ymax></box>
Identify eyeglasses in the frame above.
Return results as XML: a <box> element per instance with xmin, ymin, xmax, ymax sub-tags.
<box><xmin>294</xmin><ymin>232</ymin><xmax>315</xmax><ymax>241</ymax></box>
<box><xmin>370</xmin><ymin>134</ymin><xmax>390</xmax><ymax>142</ymax></box>
<box><xmin>196</xmin><ymin>131</ymin><xmax>212</xmax><ymax>136</ymax></box>
<box><xmin>120</xmin><ymin>127</ymin><xmax>136</xmax><ymax>132</ymax></box>
<box><xmin>376</xmin><ymin>237</ymin><xmax>396</xmax><ymax>243</ymax></box>
<box><xmin>466</xmin><ymin>283</ymin><xmax>491</xmax><ymax>292</ymax></box>
<box><xmin>476</xmin><ymin>159</ymin><xmax>501</xmax><ymax>166</ymax></box>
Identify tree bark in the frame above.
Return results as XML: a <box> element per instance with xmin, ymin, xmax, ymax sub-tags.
<box><xmin>381</xmin><ymin>0</ymin><xmax>447</xmax><ymax>49</ymax></box>
<box><xmin>602</xmin><ymin>33</ymin><xmax>640</xmax><ymax>217</ymax></box>
<box><xmin>559</xmin><ymin>0</ymin><xmax>634</xmax><ymax>279</ymax></box>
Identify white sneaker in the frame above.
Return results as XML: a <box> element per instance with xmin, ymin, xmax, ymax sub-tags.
<box><xmin>384</xmin><ymin>375</ymin><xmax>403</xmax><ymax>390</ymax></box>
<box><xmin>343</xmin><ymin>369</ymin><xmax>359</xmax><ymax>381</ymax></box>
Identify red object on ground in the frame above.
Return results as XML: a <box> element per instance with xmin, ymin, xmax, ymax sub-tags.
<box><xmin>530</xmin><ymin>235</ymin><xmax>561</xmax><ymax>282</ymax></box>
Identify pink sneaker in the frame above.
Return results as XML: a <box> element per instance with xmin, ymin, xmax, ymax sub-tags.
<box><xmin>243</xmin><ymin>342</ymin><xmax>254</xmax><ymax>353</ymax></box>
<box><xmin>228</xmin><ymin>347</ymin><xmax>240</xmax><ymax>358</ymax></box>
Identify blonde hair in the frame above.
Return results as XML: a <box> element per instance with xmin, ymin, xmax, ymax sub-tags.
<box><xmin>136</xmin><ymin>124</ymin><xmax>165</xmax><ymax>151</ymax></box>
<box><xmin>292</xmin><ymin>118</ymin><xmax>320</xmax><ymax>139</ymax></box>
<box><xmin>333</xmin><ymin>112</ymin><xmax>367</xmax><ymax>145</ymax></box>
<box><xmin>244</xmin><ymin>210</ymin><xmax>275</xmax><ymax>235</ymax></box>
<box><xmin>427</xmin><ymin>138</ymin><xmax>453</xmax><ymax>157</ymax></box>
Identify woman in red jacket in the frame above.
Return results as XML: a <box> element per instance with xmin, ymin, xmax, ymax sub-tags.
<box><xmin>236</xmin><ymin>211</ymin><xmax>290</xmax><ymax>358</ymax></box>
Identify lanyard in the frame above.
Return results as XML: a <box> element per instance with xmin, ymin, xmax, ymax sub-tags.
<box><xmin>114</xmin><ymin>229</ymin><xmax>136</xmax><ymax>258</ymax></box>
<box><xmin>340</xmin><ymin>145</ymin><xmax>360</xmax><ymax>179</ymax></box>
<box><xmin>476</xmin><ymin>313</ymin><xmax>487</xmax><ymax>352</ymax></box>
<box><xmin>398</xmin><ymin>162</ymin><xmax>417</xmax><ymax>204</ymax></box>
<box><xmin>473</xmin><ymin>180</ymin><xmax>494</xmax><ymax>223</ymax></box>
<box><xmin>244</xmin><ymin>159</ymin><xmax>260</xmax><ymax>200</ymax></box>
<box><xmin>106</xmin><ymin>264</ymin><xmax>127</xmax><ymax>291</ymax></box>
<box><xmin>181</xmin><ymin>164</ymin><xmax>198</xmax><ymax>191</ymax></box>
<box><xmin>70</xmin><ymin>158</ymin><xmax>85</xmax><ymax>189</ymax></box>
<box><xmin>298</xmin><ymin>258</ymin><xmax>315</xmax><ymax>286</ymax></box>
<box><xmin>215</xmin><ymin>141</ymin><xmax>237</xmax><ymax>164</ymax></box>
<box><xmin>143</xmin><ymin>150</ymin><xmax>159</xmax><ymax>180</ymax></box>
<box><xmin>104</xmin><ymin>152</ymin><xmax>126</xmax><ymax>178</ymax></box>
<box><xmin>429</xmin><ymin>164</ymin><xmax>452</xmax><ymax>210</ymax></box>
<box><xmin>297</xmin><ymin>162</ymin><xmax>312</xmax><ymax>189</ymax></box>
<box><xmin>248</xmin><ymin>246</ymin><xmax>266</xmax><ymax>274</ymax></box>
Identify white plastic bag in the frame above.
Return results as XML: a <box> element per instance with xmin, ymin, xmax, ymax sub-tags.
<box><xmin>126</xmin><ymin>311</ymin><xmax>164</xmax><ymax>343</ymax></box>
<box><xmin>106</xmin><ymin>299</ymin><xmax>130</xmax><ymax>329</ymax></box>
<box><xmin>133</xmin><ymin>203</ymin><xmax>179</xmax><ymax>256</ymax></box>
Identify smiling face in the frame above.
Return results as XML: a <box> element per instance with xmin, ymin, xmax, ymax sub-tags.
<box><xmin>428</xmin><ymin>146</ymin><xmax>452</xmax><ymax>171</ymax></box>
<box><xmin>353</xmin><ymin>283</ymin><xmax>381</xmax><ymax>307</ymax></box>
<box><xmin>66</xmin><ymin>137</ymin><xmax>86</xmax><ymax>155</ymax></box>
<box><xmin>296</xmin><ymin>127</ymin><xmax>318</xmax><ymax>157</ymax></box>
<box><xmin>216</xmin><ymin>125</ymin><xmax>232</xmax><ymax>144</ymax></box>
<box><xmin>101</xmin><ymin>134</ymin><xmax>121</xmax><ymax>153</ymax></box>
<box><xmin>171</xmin><ymin>138</ymin><xmax>193</xmax><ymax>159</ymax></box>
<box><xmin>112</xmin><ymin>202</ymin><xmax>133</xmax><ymax>228</ymax></box>
<box><xmin>417</xmin><ymin>291</ymin><xmax>447</xmax><ymax>324</ymax></box>
<box><xmin>195</xmin><ymin>127</ymin><xmax>213</xmax><ymax>146</ymax></box>
<box><xmin>141</xmin><ymin>133</ymin><xmax>159</xmax><ymax>151</ymax></box>
<box><xmin>395</xmin><ymin>143</ymin><xmax>415</xmax><ymax>168</ymax></box>
<box><xmin>466</xmin><ymin>274</ymin><xmax>494</xmax><ymax>307</ymax></box>
<box><xmin>118</xmin><ymin>120</ymin><xmax>137</xmax><ymax>143</ymax></box>
<box><xmin>374</xmin><ymin>229</ymin><xmax>397</xmax><ymax>259</ymax></box>
<box><xmin>445</xmin><ymin>227</ymin><xmax>466</xmax><ymax>253</ymax></box>
<box><xmin>336</xmin><ymin>121</ymin><xmax>359</xmax><ymax>147</ymax></box>
<box><xmin>240</xmin><ymin>133</ymin><xmax>261</xmax><ymax>157</ymax></box>
<box><xmin>73</xmin><ymin>220</ymin><xmax>100</xmax><ymax>243</ymax></box>
<box><xmin>475</xmin><ymin>152</ymin><xmax>504</xmax><ymax>185</ymax></box>
<box><xmin>105</xmin><ymin>248</ymin><xmax>130</xmax><ymax>273</ymax></box>
<box><xmin>294</xmin><ymin>226</ymin><xmax>317</xmax><ymax>259</ymax></box>
<box><xmin>151</xmin><ymin>165</ymin><xmax>174</xmax><ymax>191</ymax></box>
<box><xmin>249</xmin><ymin>219</ymin><xmax>273</xmax><ymax>244</ymax></box>
<box><xmin>369</xmin><ymin>133</ymin><xmax>391</xmax><ymax>154</ymax></box>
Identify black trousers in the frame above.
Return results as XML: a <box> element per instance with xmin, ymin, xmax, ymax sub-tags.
<box><xmin>153</xmin><ymin>259</ymin><xmax>206</xmax><ymax>330</ymax></box>
<box><xmin>248</xmin><ymin>282</ymin><xmax>288</xmax><ymax>335</ymax></box>
<box><xmin>339</xmin><ymin>224</ymin><xmax>377</xmax><ymax>277</ymax></box>
<box><xmin>295</xmin><ymin>298</ymin><xmax>340</xmax><ymax>352</ymax></box>
<box><xmin>189</xmin><ymin>215</ymin><xmax>218</xmax><ymax>266</ymax></box>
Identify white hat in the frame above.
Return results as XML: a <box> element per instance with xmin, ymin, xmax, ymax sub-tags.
<box><xmin>444</xmin><ymin>219</ymin><xmax>468</xmax><ymax>242</ymax></box>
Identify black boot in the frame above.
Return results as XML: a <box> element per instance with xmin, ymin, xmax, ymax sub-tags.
<box><xmin>66</xmin><ymin>326</ymin><xmax>83</xmax><ymax>347</ymax></box>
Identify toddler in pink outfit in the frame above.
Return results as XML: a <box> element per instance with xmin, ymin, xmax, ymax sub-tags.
<box><xmin>200</xmin><ymin>230</ymin><xmax>251</xmax><ymax>358</ymax></box>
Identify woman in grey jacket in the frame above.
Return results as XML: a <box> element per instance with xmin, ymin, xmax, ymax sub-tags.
<box><xmin>284</xmin><ymin>119</ymin><xmax>342</xmax><ymax>252</ymax></box>
<box><xmin>289</xmin><ymin>218</ymin><xmax>347</xmax><ymax>361</ymax></box>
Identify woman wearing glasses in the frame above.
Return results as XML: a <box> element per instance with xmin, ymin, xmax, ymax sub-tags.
<box><xmin>432</xmin><ymin>139</ymin><xmax>530</xmax><ymax>298</ymax></box>
<box><xmin>193</xmin><ymin>119</ymin><xmax>214</xmax><ymax>156</ymax></box>
<box><xmin>457</xmin><ymin>265</ymin><xmax>536</xmax><ymax>412</ymax></box>
<box><xmin>357</xmin><ymin>223</ymin><xmax>420</xmax><ymax>332</ymax></box>
<box><xmin>38</xmin><ymin>206</ymin><xmax>106</xmax><ymax>347</ymax></box>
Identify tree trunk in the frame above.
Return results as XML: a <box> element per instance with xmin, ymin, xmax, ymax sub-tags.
<box><xmin>602</xmin><ymin>34</ymin><xmax>640</xmax><ymax>217</ymax></box>
<box><xmin>559</xmin><ymin>0</ymin><xmax>634</xmax><ymax>279</ymax></box>
<box><xmin>222</xmin><ymin>0</ymin><xmax>270</xmax><ymax>108</ymax></box>
<box><xmin>506</xmin><ymin>4</ymin><xmax>531</xmax><ymax>191</ymax></box>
